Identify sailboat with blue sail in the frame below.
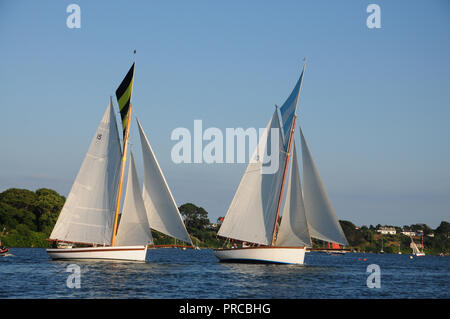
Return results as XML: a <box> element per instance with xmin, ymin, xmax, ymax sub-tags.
<box><xmin>214</xmin><ymin>64</ymin><xmax>348</xmax><ymax>264</ymax></box>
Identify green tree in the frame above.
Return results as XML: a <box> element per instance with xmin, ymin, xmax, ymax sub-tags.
<box><xmin>0</xmin><ymin>202</ymin><xmax>21</xmax><ymax>230</ymax></box>
<box><xmin>435</xmin><ymin>221</ymin><xmax>450</xmax><ymax>237</ymax></box>
<box><xmin>0</xmin><ymin>188</ymin><xmax>65</xmax><ymax>247</ymax></box>
<box><xmin>176</xmin><ymin>203</ymin><xmax>225</xmax><ymax>248</ymax></box>
<box><xmin>339</xmin><ymin>220</ymin><xmax>367</xmax><ymax>246</ymax></box>
<box><xmin>179</xmin><ymin>203</ymin><xmax>210</xmax><ymax>229</ymax></box>
<box><xmin>0</xmin><ymin>188</ymin><xmax>37</xmax><ymax>231</ymax></box>
<box><xmin>34</xmin><ymin>188</ymin><xmax>65</xmax><ymax>234</ymax></box>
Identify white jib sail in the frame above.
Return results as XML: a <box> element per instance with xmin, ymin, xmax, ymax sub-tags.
<box><xmin>50</xmin><ymin>103</ymin><xmax>122</xmax><ymax>245</ymax></box>
<box><xmin>300</xmin><ymin>127</ymin><xmax>348</xmax><ymax>246</ymax></box>
<box><xmin>137</xmin><ymin>118</ymin><xmax>192</xmax><ymax>245</ymax></box>
<box><xmin>217</xmin><ymin>110</ymin><xmax>286</xmax><ymax>245</ymax></box>
<box><xmin>115</xmin><ymin>151</ymin><xmax>153</xmax><ymax>246</ymax></box>
<box><xmin>276</xmin><ymin>141</ymin><xmax>312</xmax><ymax>247</ymax></box>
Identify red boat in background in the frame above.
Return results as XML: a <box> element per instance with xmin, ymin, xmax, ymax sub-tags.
<box><xmin>0</xmin><ymin>247</ymin><xmax>9</xmax><ymax>255</ymax></box>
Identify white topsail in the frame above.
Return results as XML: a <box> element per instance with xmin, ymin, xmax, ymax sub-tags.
<box><xmin>50</xmin><ymin>103</ymin><xmax>122</xmax><ymax>245</ymax></box>
<box><xmin>217</xmin><ymin>110</ymin><xmax>286</xmax><ymax>245</ymax></box>
<box><xmin>300</xmin><ymin>127</ymin><xmax>348</xmax><ymax>246</ymax></box>
<box><xmin>276</xmin><ymin>142</ymin><xmax>312</xmax><ymax>247</ymax></box>
<box><xmin>137</xmin><ymin>118</ymin><xmax>192</xmax><ymax>245</ymax></box>
<box><xmin>115</xmin><ymin>151</ymin><xmax>153</xmax><ymax>246</ymax></box>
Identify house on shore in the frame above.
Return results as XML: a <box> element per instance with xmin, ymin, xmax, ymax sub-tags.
<box><xmin>377</xmin><ymin>227</ymin><xmax>396</xmax><ymax>235</ymax></box>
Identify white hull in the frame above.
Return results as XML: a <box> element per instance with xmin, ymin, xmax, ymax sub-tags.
<box><xmin>47</xmin><ymin>245</ymin><xmax>148</xmax><ymax>262</ymax></box>
<box><xmin>214</xmin><ymin>246</ymin><xmax>306</xmax><ymax>265</ymax></box>
<box><xmin>415</xmin><ymin>252</ymin><xmax>425</xmax><ymax>257</ymax></box>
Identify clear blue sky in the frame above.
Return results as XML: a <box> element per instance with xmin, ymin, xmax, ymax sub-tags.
<box><xmin>1</xmin><ymin>1</ymin><xmax>449</xmax><ymax>228</ymax></box>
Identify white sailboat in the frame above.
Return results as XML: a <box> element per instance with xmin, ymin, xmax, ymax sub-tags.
<box><xmin>410</xmin><ymin>236</ymin><xmax>425</xmax><ymax>257</ymax></box>
<box><xmin>214</xmin><ymin>65</ymin><xmax>348</xmax><ymax>264</ymax></box>
<box><xmin>47</xmin><ymin>62</ymin><xmax>191</xmax><ymax>261</ymax></box>
<box><xmin>46</xmin><ymin>100</ymin><xmax>149</xmax><ymax>261</ymax></box>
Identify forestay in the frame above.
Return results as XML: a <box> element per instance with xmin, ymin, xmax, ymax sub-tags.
<box><xmin>217</xmin><ymin>110</ymin><xmax>286</xmax><ymax>245</ymax></box>
<box><xmin>50</xmin><ymin>103</ymin><xmax>122</xmax><ymax>245</ymax></box>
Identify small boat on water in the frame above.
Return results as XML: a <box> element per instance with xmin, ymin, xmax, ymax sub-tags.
<box><xmin>379</xmin><ymin>234</ymin><xmax>384</xmax><ymax>254</ymax></box>
<box><xmin>0</xmin><ymin>240</ymin><xmax>9</xmax><ymax>256</ymax></box>
<box><xmin>0</xmin><ymin>247</ymin><xmax>9</xmax><ymax>256</ymax></box>
<box><xmin>410</xmin><ymin>235</ymin><xmax>425</xmax><ymax>257</ymax></box>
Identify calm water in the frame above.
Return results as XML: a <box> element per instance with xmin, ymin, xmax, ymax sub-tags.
<box><xmin>1</xmin><ymin>248</ymin><xmax>449</xmax><ymax>299</ymax></box>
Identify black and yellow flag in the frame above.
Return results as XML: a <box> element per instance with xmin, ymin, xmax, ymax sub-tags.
<box><xmin>115</xmin><ymin>62</ymin><xmax>135</xmax><ymax>137</ymax></box>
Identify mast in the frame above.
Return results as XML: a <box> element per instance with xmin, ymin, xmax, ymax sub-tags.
<box><xmin>111</xmin><ymin>54</ymin><xmax>136</xmax><ymax>246</ymax></box>
<box><xmin>421</xmin><ymin>232</ymin><xmax>424</xmax><ymax>253</ymax></box>
<box><xmin>270</xmin><ymin>62</ymin><xmax>306</xmax><ymax>246</ymax></box>
<box><xmin>271</xmin><ymin>115</ymin><xmax>297</xmax><ymax>246</ymax></box>
<box><xmin>111</xmin><ymin>102</ymin><xmax>133</xmax><ymax>246</ymax></box>
<box><xmin>275</xmin><ymin>141</ymin><xmax>312</xmax><ymax>247</ymax></box>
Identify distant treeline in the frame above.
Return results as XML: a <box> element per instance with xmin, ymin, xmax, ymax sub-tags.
<box><xmin>0</xmin><ymin>188</ymin><xmax>64</xmax><ymax>247</ymax></box>
<box><xmin>331</xmin><ymin>220</ymin><xmax>449</xmax><ymax>255</ymax></box>
<box><xmin>0</xmin><ymin>188</ymin><xmax>449</xmax><ymax>254</ymax></box>
<box><xmin>0</xmin><ymin>188</ymin><xmax>225</xmax><ymax>248</ymax></box>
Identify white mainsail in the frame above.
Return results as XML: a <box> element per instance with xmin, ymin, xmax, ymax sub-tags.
<box><xmin>50</xmin><ymin>103</ymin><xmax>122</xmax><ymax>245</ymax></box>
<box><xmin>137</xmin><ymin>118</ymin><xmax>192</xmax><ymax>245</ymax></box>
<box><xmin>217</xmin><ymin>110</ymin><xmax>286</xmax><ymax>245</ymax></box>
<box><xmin>300</xmin><ymin>127</ymin><xmax>348</xmax><ymax>246</ymax></box>
<box><xmin>276</xmin><ymin>142</ymin><xmax>312</xmax><ymax>247</ymax></box>
<box><xmin>115</xmin><ymin>151</ymin><xmax>153</xmax><ymax>246</ymax></box>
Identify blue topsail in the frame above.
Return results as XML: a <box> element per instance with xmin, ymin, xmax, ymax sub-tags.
<box><xmin>279</xmin><ymin>65</ymin><xmax>305</xmax><ymax>150</ymax></box>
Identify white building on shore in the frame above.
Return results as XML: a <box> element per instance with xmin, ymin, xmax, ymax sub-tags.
<box><xmin>377</xmin><ymin>227</ymin><xmax>396</xmax><ymax>235</ymax></box>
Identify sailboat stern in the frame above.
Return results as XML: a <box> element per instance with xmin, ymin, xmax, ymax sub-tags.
<box><xmin>213</xmin><ymin>246</ymin><xmax>306</xmax><ymax>265</ymax></box>
<box><xmin>46</xmin><ymin>245</ymin><xmax>148</xmax><ymax>262</ymax></box>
